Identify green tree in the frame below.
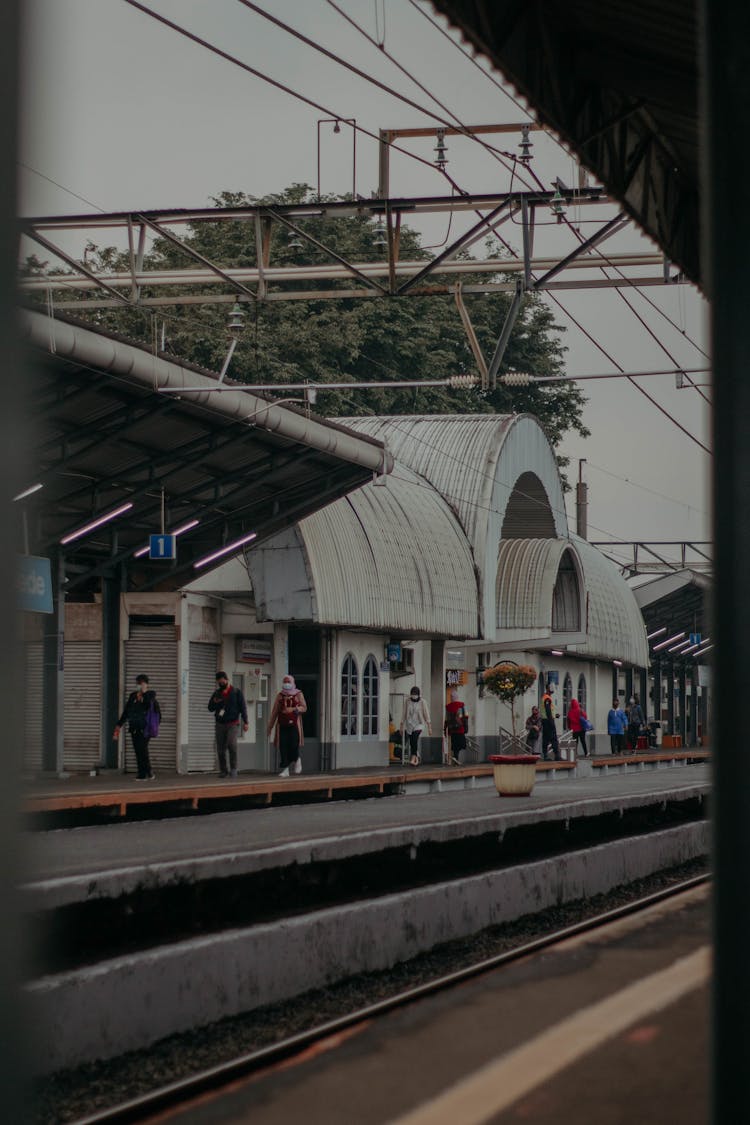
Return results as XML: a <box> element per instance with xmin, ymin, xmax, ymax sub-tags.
<box><xmin>26</xmin><ymin>184</ymin><xmax>589</xmax><ymax>463</ymax></box>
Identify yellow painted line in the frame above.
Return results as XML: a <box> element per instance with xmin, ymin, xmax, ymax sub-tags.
<box><xmin>388</xmin><ymin>946</ymin><xmax>711</xmax><ymax>1125</ymax></box>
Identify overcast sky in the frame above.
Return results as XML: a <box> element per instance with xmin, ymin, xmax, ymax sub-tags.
<box><xmin>19</xmin><ymin>0</ymin><xmax>712</xmax><ymax>556</ymax></box>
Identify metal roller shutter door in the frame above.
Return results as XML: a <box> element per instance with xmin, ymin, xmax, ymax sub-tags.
<box><xmin>25</xmin><ymin>642</ymin><xmax>43</xmax><ymax>771</ymax></box>
<box><xmin>124</xmin><ymin>622</ymin><xmax>177</xmax><ymax>774</ymax></box>
<box><xmin>187</xmin><ymin>642</ymin><xmax>219</xmax><ymax>772</ymax></box>
<box><xmin>63</xmin><ymin>641</ymin><xmax>102</xmax><ymax>772</ymax></box>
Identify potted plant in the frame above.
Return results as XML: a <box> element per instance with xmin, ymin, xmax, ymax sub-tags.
<box><xmin>482</xmin><ymin>661</ymin><xmax>540</xmax><ymax>795</ymax></box>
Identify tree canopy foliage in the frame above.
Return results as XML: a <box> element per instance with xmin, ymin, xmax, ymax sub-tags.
<box><xmin>27</xmin><ymin>183</ymin><xmax>589</xmax><ymax>461</ymax></box>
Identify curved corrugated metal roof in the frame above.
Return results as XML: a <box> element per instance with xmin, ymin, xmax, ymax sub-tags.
<box><xmin>573</xmin><ymin>536</ymin><xmax>649</xmax><ymax>666</ymax></box>
<box><xmin>495</xmin><ymin>537</ymin><xmax>648</xmax><ymax>664</ymax></box>
<box><xmin>342</xmin><ymin>414</ymin><xmax>567</xmax><ymax>545</ymax></box>
<box><xmin>298</xmin><ymin>468</ymin><xmax>478</xmax><ymax>635</ymax></box>
<box><xmin>496</xmin><ymin>538</ymin><xmax>570</xmax><ymax>631</ymax></box>
<box><xmin>343</xmin><ymin>414</ymin><xmax>568</xmax><ymax>636</ymax></box>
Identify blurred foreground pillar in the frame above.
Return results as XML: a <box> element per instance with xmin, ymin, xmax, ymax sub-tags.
<box><xmin>701</xmin><ymin>3</ymin><xmax>750</xmax><ymax>1119</ymax></box>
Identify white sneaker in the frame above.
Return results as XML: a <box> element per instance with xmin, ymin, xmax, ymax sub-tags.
<box><xmin>279</xmin><ymin>767</ymin><xmax>290</xmax><ymax>778</ymax></box>
<box><xmin>293</xmin><ymin>758</ymin><xmax>302</xmax><ymax>774</ymax></box>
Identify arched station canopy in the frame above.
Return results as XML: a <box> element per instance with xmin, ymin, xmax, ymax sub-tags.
<box><xmin>19</xmin><ymin>308</ymin><xmax>390</xmax><ymax>594</ymax></box>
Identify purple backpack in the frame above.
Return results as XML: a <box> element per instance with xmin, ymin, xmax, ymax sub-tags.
<box><xmin>144</xmin><ymin>701</ymin><xmax>160</xmax><ymax>739</ymax></box>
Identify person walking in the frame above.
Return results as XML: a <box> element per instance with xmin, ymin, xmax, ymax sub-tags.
<box><xmin>607</xmin><ymin>698</ymin><xmax>628</xmax><ymax>755</ymax></box>
<box><xmin>567</xmin><ymin>696</ymin><xmax>589</xmax><ymax>757</ymax></box>
<box><xmin>525</xmin><ymin>705</ymin><xmax>542</xmax><ymax>752</ymax></box>
<box><xmin>268</xmin><ymin>674</ymin><xmax>307</xmax><ymax>777</ymax></box>
<box><xmin>113</xmin><ymin>673</ymin><xmax>161</xmax><ymax>781</ymax></box>
<box><xmin>208</xmin><ymin>671</ymin><xmax>248</xmax><ymax>778</ymax></box>
<box><xmin>401</xmin><ymin>686</ymin><xmax>432</xmax><ymax>766</ymax></box>
<box><xmin>541</xmin><ymin>683</ymin><xmax>561</xmax><ymax>761</ymax></box>
<box><xmin>627</xmin><ymin>694</ymin><xmax>645</xmax><ymax>751</ymax></box>
<box><xmin>444</xmin><ymin>688</ymin><xmax>468</xmax><ymax>765</ymax></box>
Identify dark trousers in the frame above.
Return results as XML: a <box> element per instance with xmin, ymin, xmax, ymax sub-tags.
<box><xmin>628</xmin><ymin>722</ymin><xmax>641</xmax><ymax>749</ymax></box>
<box><xmin>573</xmin><ymin>729</ymin><xmax>588</xmax><ymax>756</ymax></box>
<box><xmin>541</xmin><ymin>720</ymin><xmax>560</xmax><ymax>760</ymax></box>
<box><xmin>215</xmin><ymin>723</ymin><xmax>239</xmax><ymax>773</ymax></box>
<box><xmin>610</xmin><ymin>733</ymin><xmax>625</xmax><ymax>754</ymax></box>
<box><xmin>130</xmin><ymin>729</ymin><xmax>153</xmax><ymax>778</ymax></box>
<box><xmin>406</xmin><ymin>729</ymin><xmax>423</xmax><ymax>762</ymax></box>
<box><xmin>279</xmin><ymin>724</ymin><xmax>300</xmax><ymax>768</ymax></box>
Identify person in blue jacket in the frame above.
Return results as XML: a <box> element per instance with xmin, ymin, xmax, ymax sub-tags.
<box><xmin>607</xmin><ymin>698</ymin><xmax>628</xmax><ymax>755</ymax></box>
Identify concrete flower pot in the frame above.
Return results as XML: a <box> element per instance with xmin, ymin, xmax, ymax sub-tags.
<box><xmin>488</xmin><ymin>754</ymin><xmax>540</xmax><ymax>796</ymax></box>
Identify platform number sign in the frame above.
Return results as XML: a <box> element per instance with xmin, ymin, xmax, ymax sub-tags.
<box><xmin>689</xmin><ymin>633</ymin><xmax>701</xmax><ymax>647</ymax></box>
<box><xmin>149</xmin><ymin>534</ymin><xmax>176</xmax><ymax>561</ymax></box>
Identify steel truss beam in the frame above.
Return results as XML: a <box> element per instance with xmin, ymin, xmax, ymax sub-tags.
<box><xmin>20</xmin><ymin>187</ymin><xmax>665</xmax><ymax>315</ymax></box>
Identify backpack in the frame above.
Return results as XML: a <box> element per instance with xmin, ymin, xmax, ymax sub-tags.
<box><xmin>144</xmin><ymin>699</ymin><xmax>160</xmax><ymax>739</ymax></box>
<box><xmin>279</xmin><ymin>694</ymin><xmax>299</xmax><ymax>726</ymax></box>
<box><xmin>447</xmin><ymin>706</ymin><xmax>466</xmax><ymax>734</ymax></box>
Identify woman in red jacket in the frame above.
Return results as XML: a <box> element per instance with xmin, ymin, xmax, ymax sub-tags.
<box><xmin>567</xmin><ymin>696</ymin><xmax>589</xmax><ymax>758</ymax></box>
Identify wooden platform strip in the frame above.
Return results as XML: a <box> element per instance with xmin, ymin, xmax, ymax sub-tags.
<box><xmin>23</xmin><ymin>751</ymin><xmax>709</xmax><ymax>817</ymax></box>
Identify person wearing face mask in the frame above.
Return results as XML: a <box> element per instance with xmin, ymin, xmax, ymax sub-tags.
<box><xmin>113</xmin><ymin>674</ymin><xmax>161</xmax><ymax>781</ymax></box>
<box><xmin>401</xmin><ymin>686</ymin><xmax>432</xmax><ymax>766</ymax></box>
<box><xmin>208</xmin><ymin>671</ymin><xmax>249</xmax><ymax>778</ymax></box>
<box><xmin>268</xmin><ymin>674</ymin><xmax>308</xmax><ymax>777</ymax></box>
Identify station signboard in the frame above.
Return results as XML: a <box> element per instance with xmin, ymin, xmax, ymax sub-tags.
<box><xmin>18</xmin><ymin>555</ymin><xmax>53</xmax><ymax>613</ymax></box>
<box><xmin>149</xmin><ymin>534</ymin><xmax>176</xmax><ymax>560</ymax></box>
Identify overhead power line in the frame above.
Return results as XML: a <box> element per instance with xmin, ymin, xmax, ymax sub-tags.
<box><xmin>317</xmin><ymin>0</ymin><xmax>713</xmax><ymax>439</ymax></box>
<box><xmin>111</xmin><ymin>1</ymin><xmax>711</xmax><ymax>454</ymax></box>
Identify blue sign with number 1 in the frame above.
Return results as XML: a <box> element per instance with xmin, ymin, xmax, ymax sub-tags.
<box><xmin>149</xmin><ymin>534</ymin><xmax>176</xmax><ymax>560</ymax></box>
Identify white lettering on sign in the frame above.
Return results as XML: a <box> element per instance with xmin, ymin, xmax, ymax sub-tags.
<box><xmin>18</xmin><ymin>571</ymin><xmax>46</xmax><ymax>597</ymax></box>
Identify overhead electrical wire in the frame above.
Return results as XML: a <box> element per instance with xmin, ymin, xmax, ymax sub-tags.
<box><xmin>407</xmin><ymin>0</ymin><xmax>711</xmax><ymax>392</ymax></box>
<box><xmin>238</xmin><ymin>0</ymin><xmax>523</xmax><ymax>169</ymax></box>
<box><xmin>318</xmin><ymin>0</ymin><xmax>712</xmax><ymax>442</ymax></box>
<box><xmin>18</xmin><ymin>162</ymin><xmax>106</xmax><ymax>213</ymax></box>
<box><xmin>121</xmin><ymin>0</ymin><xmax>477</xmax><ymax>198</ymax></box>
<box><xmin>587</xmin><ymin>461</ymin><xmax>710</xmax><ymax>518</ymax></box>
<box><xmin>121</xmin><ymin>0</ymin><xmax>709</xmax><ymax>453</ymax></box>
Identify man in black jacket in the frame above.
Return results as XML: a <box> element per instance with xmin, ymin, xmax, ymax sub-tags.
<box><xmin>208</xmin><ymin>670</ymin><xmax>249</xmax><ymax>778</ymax></box>
<box><xmin>113</xmin><ymin>674</ymin><xmax>161</xmax><ymax>780</ymax></box>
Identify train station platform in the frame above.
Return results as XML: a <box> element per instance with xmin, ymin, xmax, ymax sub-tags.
<box><xmin>23</xmin><ymin>747</ymin><xmax>710</xmax><ymax>828</ymax></box>
<box><xmin>24</xmin><ymin>759</ymin><xmax>710</xmax><ymax>1074</ymax></box>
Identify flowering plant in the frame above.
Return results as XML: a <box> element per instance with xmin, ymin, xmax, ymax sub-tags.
<box><xmin>482</xmin><ymin>662</ymin><xmax>538</xmax><ymax>739</ymax></box>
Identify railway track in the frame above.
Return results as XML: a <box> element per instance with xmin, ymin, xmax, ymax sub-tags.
<box><xmin>49</xmin><ymin>869</ymin><xmax>708</xmax><ymax>1125</ymax></box>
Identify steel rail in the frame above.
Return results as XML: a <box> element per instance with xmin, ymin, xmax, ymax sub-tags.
<box><xmin>69</xmin><ymin>873</ymin><xmax>709</xmax><ymax>1125</ymax></box>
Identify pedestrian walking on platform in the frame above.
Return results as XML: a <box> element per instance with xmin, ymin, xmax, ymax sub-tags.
<box><xmin>113</xmin><ymin>674</ymin><xmax>161</xmax><ymax>780</ymax></box>
<box><xmin>607</xmin><ymin>698</ymin><xmax>628</xmax><ymax>755</ymax></box>
<box><xmin>401</xmin><ymin>686</ymin><xmax>432</xmax><ymax>766</ymax></box>
<box><xmin>627</xmin><ymin>694</ymin><xmax>645</xmax><ymax>750</ymax></box>
<box><xmin>567</xmin><ymin>696</ymin><xmax>589</xmax><ymax>757</ymax></box>
<box><xmin>209</xmin><ymin>671</ymin><xmax>248</xmax><ymax>778</ymax></box>
<box><xmin>268</xmin><ymin>674</ymin><xmax>307</xmax><ymax>777</ymax></box>
<box><xmin>541</xmin><ymin>684</ymin><xmax>561</xmax><ymax>761</ymax></box>
<box><xmin>444</xmin><ymin>688</ymin><xmax>468</xmax><ymax>765</ymax></box>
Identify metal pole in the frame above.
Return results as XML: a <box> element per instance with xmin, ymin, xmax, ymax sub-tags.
<box><xmin>702</xmin><ymin>7</ymin><xmax>750</xmax><ymax>1116</ymax></box>
<box><xmin>0</xmin><ymin>3</ymin><xmax>29</xmax><ymax>1110</ymax></box>
<box><xmin>576</xmin><ymin>459</ymin><xmax>588</xmax><ymax>539</ymax></box>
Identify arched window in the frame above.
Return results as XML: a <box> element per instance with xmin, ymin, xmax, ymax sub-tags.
<box><xmin>341</xmin><ymin>653</ymin><xmax>358</xmax><ymax>737</ymax></box>
<box><xmin>577</xmin><ymin>673</ymin><xmax>587</xmax><ymax>712</ymax></box>
<box><xmin>362</xmin><ymin>655</ymin><xmax>379</xmax><ymax>737</ymax></box>
<box><xmin>563</xmin><ymin>673</ymin><xmax>573</xmax><ymax>726</ymax></box>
